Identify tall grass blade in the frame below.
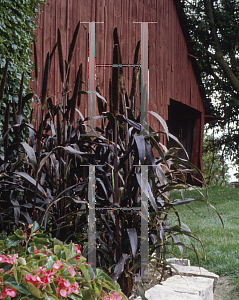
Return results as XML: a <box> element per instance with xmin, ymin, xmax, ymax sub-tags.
<box><xmin>67</xmin><ymin>21</ymin><xmax>80</xmax><ymax>65</ymax></box>
<box><xmin>113</xmin><ymin>28</ymin><xmax>126</xmax><ymax>95</ymax></box>
<box><xmin>0</xmin><ymin>59</ymin><xmax>9</xmax><ymax>109</ymax></box>
<box><xmin>77</xmin><ymin>66</ymin><xmax>83</xmax><ymax>107</ymax></box>
<box><xmin>109</xmin><ymin>78</ymin><xmax>112</xmax><ymax>113</ymax></box>
<box><xmin>21</xmin><ymin>142</ymin><xmax>37</xmax><ymax>175</ymax></box>
<box><xmin>70</xmin><ymin>64</ymin><xmax>82</xmax><ymax>124</ymax></box>
<box><xmin>57</xmin><ymin>29</ymin><xmax>64</xmax><ymax>83</ymax></box>
<box><xmin>57</xmin><ymin>107</ymin><xmax>61</xmax><ymax>146</ymax></box>
<box><xmin>41</xmin><ymin>52</ymin><xmax>51</xmax><ymax>109</ymax></box>
<box><xmin>96</xmin><ymin>77</ymin><xmax>104</xmax><ymax>115</ymax></box>
<box><xmin>112</xmin><ymin>44</ymin><xmax>120</xmax><ymax>116</ymax></box>
<box><xmin>111</xmin><ymin>253</ymin><xmax>129</xmax><ymax>281</ymax></box>
<box><xmin>12</xmin><ymin>98</ymin><xmax>17</xmax><ymax>125</ymax></box>
<box><xmin>3</xmin><ymin>101</ymin><xmax>10</xmax><ymax>153</ymax></box>
<box><xmin>129</xmin><ymin>41</ymin><xmax>140</xmax><ymax>101</ymax></box>
<box><xmin>50</xmin><ymin>42</ymin><xmax>57</xmax><ymax>64</ymax></box>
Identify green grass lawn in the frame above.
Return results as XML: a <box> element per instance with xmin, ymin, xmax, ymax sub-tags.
<box><xmin>168</xmin><ymin>186</ymin><xmax>239</xmax><ymax>294</ymax></box>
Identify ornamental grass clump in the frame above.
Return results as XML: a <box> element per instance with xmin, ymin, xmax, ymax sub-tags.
<box><xmin>0</xmin><ymin>222</ymin><xmax>127</xmax><ymax>300</ymax></box>
<box><xmin>0</xmin><ymin>21</ymin><xmax>224</xmax><ymax>298</ymax></box>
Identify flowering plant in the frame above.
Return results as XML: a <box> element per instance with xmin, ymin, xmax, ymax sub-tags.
<box><xmin>0</xmin><ymin>222</ymin><xmax>127</xmax><ymax>300</ymax></box>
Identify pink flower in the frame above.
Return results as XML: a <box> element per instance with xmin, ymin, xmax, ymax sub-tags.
<box><xmin>43</xmin><ymin>246</ymin><xmax>52</xmax><ymax>255</ymax></box>
<box><xmin>0</xmin><ymin>287</ymin><xmax>16</xmax><ymax>299</ymax></box>
<box><xmin>25</xmin><ymin>273</ymin><xmax>42</xmax><ymax>288</ymax></box>
<box><xmin>75</xmin><ymin>245</ymin><xmax>81</xmax><ymax>254</ymax></box>
<box><xmin>59</xmin><ymin>288</ymin><xmax>68</xmax><ymax>298</ymax></box>
<box><xmin>34</xmin><ymin>246</ymin><xmax>40</xmax><ymax>254</ymax></box>
<box><xmin>68</xmin><ymin>266</ymin><xmax>75</xmax><ymax>277</ymax></box>
<box><xmin>72</xmin><ymin>282</ymin><xmax>79</xmax><ymax>294</ymax></box>
<box><xmin>0</xmin><ymin>254</ymin><xmax>18</xmax><ymax>265</ymax></box>
<box><xmin>57</xmin><ymin>278</ymin><xmax>71</xmax><ymax>289</ymax></box>
<box><xmin>56</xmin><ymin>278</ymin><xmax>79</xmax><ymax>297</ymax></box>
<box><xmin>74</xmin><ymin>245</ymin><xmax>82</xmax><ymax>260</ymax></box>
<box><xmin>0</xmin><ymin>290</ymin><xmax>6</xmax><ymax>299</ymax></box>
<box><xmin>36</xmin><ymin>266</ymin><xmax>45</xmax><ymax>275</ymax></box>
<box><xmin>5</xmin><ymin>287</ymin><xmax>16</xmax><ymax>298</ymax></box>
<box><xmin>53</xmin><ymin>260</ymin><xmax>63</xmax><ymax>271</ymax></box>
<box><xmin>58</xmin><ymin>285</ymin><xmax>73</xmax><ymax>298</ymax></box>
<box><xmin>40</xmin><ymin>270</ymin><xmax>55</xmax><ymax>288</ymax></box>
<box><xmin>103</xmin><ymin>292</ymin><xmax>122</xmax><ymax>300</ymax></box>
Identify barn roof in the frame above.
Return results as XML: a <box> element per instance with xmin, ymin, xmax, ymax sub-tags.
<box><xmin>174</xmin><ymin>0</ymin><xmax>214</xmax><ymax>118</ymax></box>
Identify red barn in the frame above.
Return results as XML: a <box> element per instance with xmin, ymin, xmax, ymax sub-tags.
<box><xmin>32</xmin><ymin>0</ymin><xmax>213</xmax><ymax>170</ymax></box>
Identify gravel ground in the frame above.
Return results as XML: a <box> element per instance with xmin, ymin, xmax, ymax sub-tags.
<box><xmin>214</xmin><ymin>276</ymin><xmax>238</xmax><ymax>300</ymax></box>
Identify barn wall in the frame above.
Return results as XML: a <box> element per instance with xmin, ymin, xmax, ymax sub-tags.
<box><xmin>31</xmin><ymin>0</ymin><xmax>205</xmax><ymax>167</ymax></box>
<box><xmin>32</xmin><ymin>0</ymin><xmax>205</xmax><ymax>117</ymax></box>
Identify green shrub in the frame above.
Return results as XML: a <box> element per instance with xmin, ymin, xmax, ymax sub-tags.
<box><xmin>0</xmin><ymin>0</ymin><xmax>45</xmax><ymax>129</ymax></box>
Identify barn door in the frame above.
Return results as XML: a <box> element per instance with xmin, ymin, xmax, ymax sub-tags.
<box><xmin>167</xmin><ymin>99</ymin><xmax>201</xmax><ymax>168</ymax></box>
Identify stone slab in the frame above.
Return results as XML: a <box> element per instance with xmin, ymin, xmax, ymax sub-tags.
<box><xmin>162</xmin><ymin>276</ymin><xmax>214</xmax><ymax>300</ymax></box>
<box><xmin>167</xmin><ymin>257</ymin><xmax>191</xmax><ymax>266</ymax></box>
<box><xmin>170</xmin><ymin>264</ymin><xmax>219</xmax><ymax>291</ymax></box>
<box><xmin>135</xmin><ymin>275</ymin><xmax>214</xmax><ymax>300</ymax></box>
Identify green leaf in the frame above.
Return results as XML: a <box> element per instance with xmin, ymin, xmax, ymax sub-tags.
<box><xmin>45</xmin><ymin>256</ymin><xmax>56</xmax><ymax>270</ymax></box>
<box><xmin>17</xmin><ymin>257</ymin><xmax>26</xmax><ymax>265</ymax></box>
<box><xmin>96</xmin><ymin>269</ymin><xmax>113</xmax><ymax>284</ymax></box>
<box><xmin>53</xmin><ymin>245</ymin><xmax>63</xmax><ymax>254</ymax></box>
<box><xmin>81</xmin><ymin>290</ymin><xmax>92</xmax><ymax>300</ymax></box>
<box><xmin>63</xmin><ymin>246</ymin><xmax>71</xmax><ymax>260</ymax></box>
<box><xmin>14</xmin><ymin>229</ymin><xmax>27</xmax><ymax>240</ymax></box>
<box><xmin>13</xmin><ymin>266</ymin><xmax>21</xmax><ymax>285</ymax></box>
<box><xmin>27</xmin><ymin>246</ymin><xmax>35</xmax><ymax>254</ymax></box>
<box><xmin>31</xmin><ymin>221</ymin><xmax>40</xmax><ymax>233</ymax></box>
<box><xmin>27</xmin><ymin>282</ymin><xmax>43</xmax><ymax>298</ymax></box>
<box><xmin>85</xmin><ymin>264</ymin><xmax>95</xmax><ymax>280</ymax></box>
<box><xmin>6</xmin><ymin>235</ymin><xmax>21</xmax><ymax>248</ymax></box>
<box><xmin>32</xmin><ymin>237</ymin><xmax>50</xmax><ymax>246</ymax></box>
<box><xmin>45</xmin><ymin>293</ymin><xmax>58</xmax><ymax>300</ymax></box>
<box><xmin>68</xmin><ymin>294</ymin><xmax>82</xmax><ymax>300</ymax></box>
<box><xmin>102</xmin><ymin>280</ymin><xmax>116</xmax><ymax>291</ymax></box>
<box><xmin>44</xmin><ymin>284</ymin><xmax>53</xmax><ymax>293</ymax></box>
<box><xmin>3</xmin><ymin>274</ymin><xmax>30</xmax><ymax>295</ymax></box>
<box><xmin>49</xmin><ymin>282</ymin><xmax>57</xmax><ymax>297</ymax></box>
<box><xmin>38</xmin><ymin>258</ymin><xmax>48</xmax><ymax>267</ymax></box>
<box><xmin>56</xmin><ymin>250</ymin><xmax>66</xmax><ymax>260</ymax></box>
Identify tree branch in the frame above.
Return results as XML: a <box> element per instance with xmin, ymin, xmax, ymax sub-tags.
<box><xmin>203</xmin><ymin>0</ymin><xmax>239</xmax><ymax>95</ymax></box>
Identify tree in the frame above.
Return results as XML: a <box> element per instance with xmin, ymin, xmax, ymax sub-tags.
<box><xmin>0</xmin><ymin>0</ymin><xmax>45</xmax><ymax>128</ymax></box>
<box><xmin>202</xmin><ymin>133</ymin><xmax>230</xmax><ymax>185</ymax></box>
<box><xmin>182</xmin><ymin>0</ymin><xmax>239</xmax><ymax>161</ymax></box>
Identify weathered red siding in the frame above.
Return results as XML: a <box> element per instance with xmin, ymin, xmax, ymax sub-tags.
<box><xmin>32</xmin><ymin>0</ymin><xmax>206</xmax><ymax>169</ymax></box>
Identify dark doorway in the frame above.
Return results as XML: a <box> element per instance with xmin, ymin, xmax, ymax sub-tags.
<box><xmin>167</xmin><ymin>99</ymin><xmax>201</xmax><ymax>161</ymax></box>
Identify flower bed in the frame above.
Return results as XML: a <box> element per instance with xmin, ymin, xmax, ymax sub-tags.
<box><xmin>0</xmin><ymin>222</ymin><xmax>127</xmax><ymax>300</ymax></box>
